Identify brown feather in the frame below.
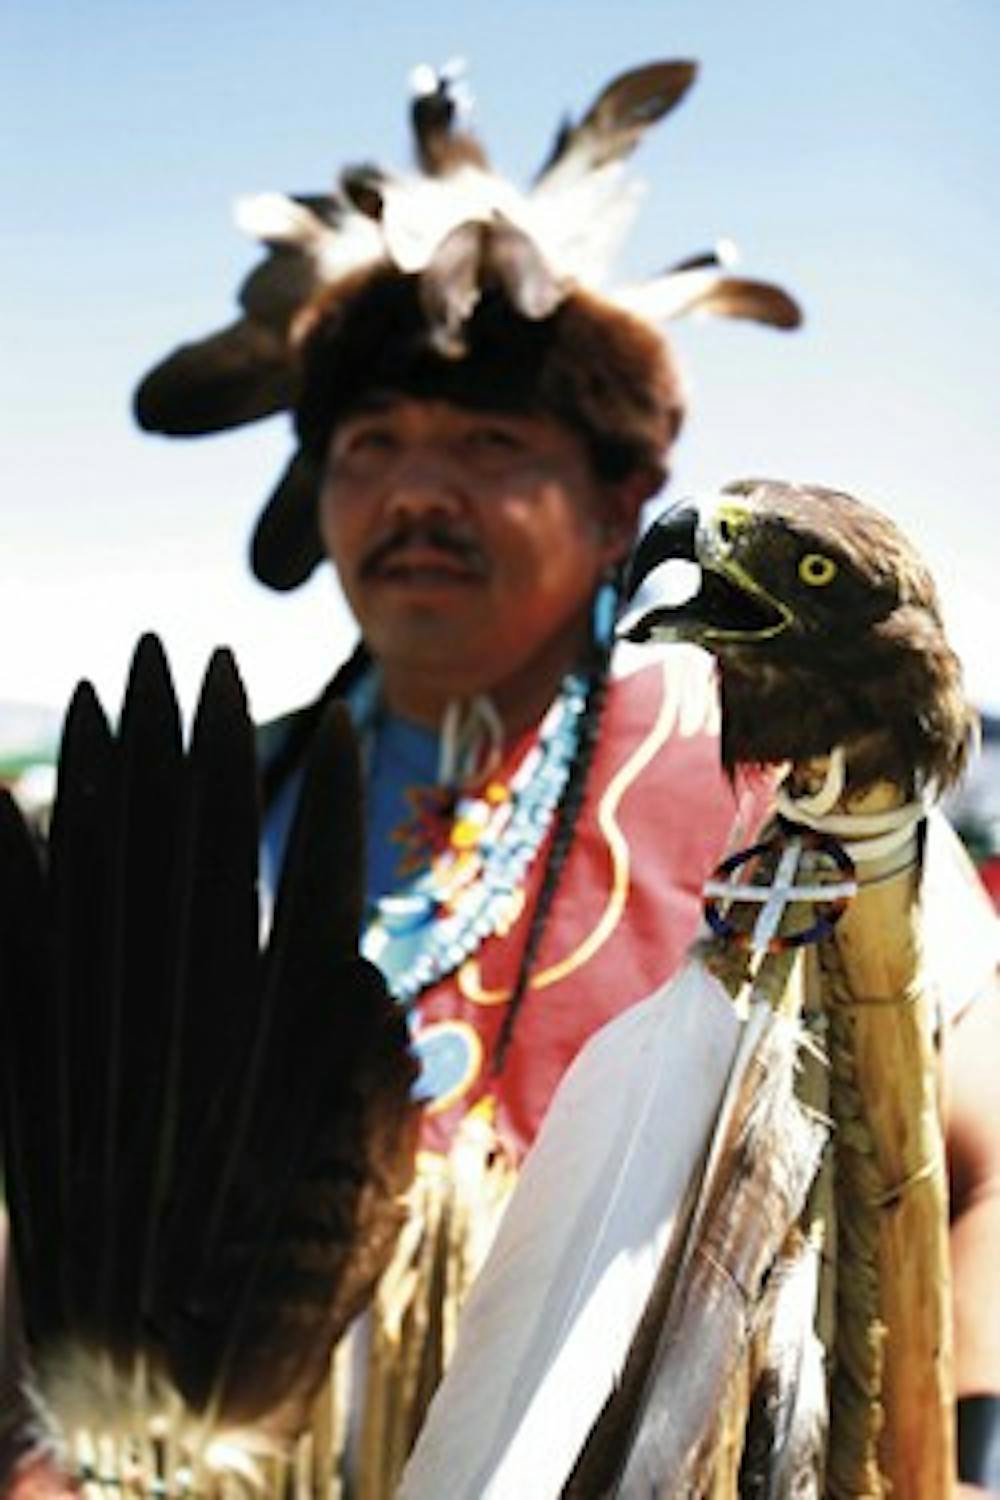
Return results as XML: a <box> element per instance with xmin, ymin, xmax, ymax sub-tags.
<box><xmin>417</xmin><ymin>221</ymin><xmax>488</xmax><ymax>357</ymax></box>
<box><xmin>485</xmin><ymin>221</ymin><xmax>567</xmax><ymax>320</ymax></box>
<box><xmin>677</xmin><ymin>275</ymin><xmax>802</xmax><ymax>329</ymax></box>
<box><xmin>238</xmin><ymin>245</ymin><xmax>325</xmax><ymax>330</ymax></box>
<box><xmin>249</xmin><ymin>447</ymin><xmax>324</xmax><ymax>592</ymax></box>
<box><xmin>535</xmin><ymin>61</ymin><xmax>698</xmax><ymax>184</ymax></box>
<box><xmin>134</xmin><ymin>198</ymin><xmax>336</xmax><ymax>436</ymax></box>
<box><xmin>0</xmin><ymin>641</ymin><xmax>420</xmax><ymax>1451</ymax></box>
<box><xmin>133</xmin><ymin>317</ymin><xmax>296</xmax><ymax>435</ymax></box>
<box><xmin>411</xmin><ymin>73</ymin><xmax>488</xmax><ymax>175</ymax></box>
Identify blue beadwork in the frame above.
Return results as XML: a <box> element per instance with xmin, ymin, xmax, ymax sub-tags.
<box><xmin>591</xmin><ymin>576</ymin><xmax>620</xmax><ymax>651</ymax></box>
<box><xmin>358</xmin><ymin>669</ymin><xmax>589</xmax><ymax>1004</ymax></box>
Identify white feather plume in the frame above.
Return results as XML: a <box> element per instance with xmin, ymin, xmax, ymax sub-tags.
<box><xmin>379</xmin><ymin>166</ymin><xmax>517</xmax><ymax>273</ymax></box>
<box><xmin>377</xmin><ymin>166</ymin><xmax>626</xmax><ymax>288</ymax></box>
<box><xmin>234</xmin><ymin>191</ymin><xmax>384</xmax><ymax>282</ymax></box>
<box><xmin>526</xmin><ymin>165</ymin><xmax>646</xmax><ymax>287</ymax></box>
<box><xmin>610</xmin><ymin>266</ymin><xmax>740</xmax><ymax>323</ymax></box>
<box><xmin>233</xmin><ymin>192</ymin><xmax>328</xmax><ymax>248</ymax></box>
<box><xmin>399</xmin><ymin>960</ymin><xmax>744</xmax><ymax>1500</ymax></box>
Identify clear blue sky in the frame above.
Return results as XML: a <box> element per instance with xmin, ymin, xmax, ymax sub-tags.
<box><xmin>3</xmin><ymin>0</ymin><xmax>998</xmax><ymax>724</ymax></box>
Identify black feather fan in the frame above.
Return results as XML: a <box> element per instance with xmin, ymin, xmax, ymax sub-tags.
<box><xmin>0</xmin><ymin>635</ymin><xmax>418</xmax><ymax>1479</ymax></box>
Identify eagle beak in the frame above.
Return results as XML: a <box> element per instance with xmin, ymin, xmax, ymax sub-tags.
<box><xmin>620</xmin><ymin>495</ymin><xmax>794</xmax><ymax>646</ymax></box>
<box><xmin>624</xmin><ymin>504</ymin><xmax>699</xmax><ymax>602</ymax></box>
<box><xmin>619</xmin><ymin>503</ymin><xmax>702</xmax><ymax>643</ymax></box>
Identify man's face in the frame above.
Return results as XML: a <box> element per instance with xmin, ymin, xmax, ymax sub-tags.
<box><xmin>318</xmin><ymin>397</ymin><xmax>643</xmax><ymax>710</ymax></box>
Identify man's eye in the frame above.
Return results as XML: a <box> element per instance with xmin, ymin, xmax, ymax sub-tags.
<box><xmin>464</xmin><ymin>427</ymin><xmax>525</xmax><ymax>458</ymax></box>
<box><xmin>330</xmin><ymin>427</ymin><xmax>398</xmax><ymax>472</ymax></box>
<box><xmin>326</xmin><ymin>424</ymin><xmax>400</xmax><ymax>483</ymax></box>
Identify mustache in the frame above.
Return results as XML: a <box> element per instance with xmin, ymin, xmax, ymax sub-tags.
<box><xmin>360</xmin><ymin>520</ymin><xmax>486</xmax><ymax>577</ymax></box>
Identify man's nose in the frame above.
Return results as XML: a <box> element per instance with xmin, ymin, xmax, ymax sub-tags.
<box><xmin>381</xmin><ymin>449</ymin><xmax>465</xmax><ymax>521</ymax></box>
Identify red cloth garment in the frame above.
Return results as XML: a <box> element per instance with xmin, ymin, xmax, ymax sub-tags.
<box><xmin>407</xmin><ymin>651</ymin><xmax>772</xmax><ymax>1160</ymax></box>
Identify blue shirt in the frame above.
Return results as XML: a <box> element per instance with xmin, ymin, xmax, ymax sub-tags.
<box><xmin>365</xmin><ymin>714</ymin><xmax>440</xmax><ymax>904</ymax></box>
<box><xmin>260</xmin><ymin>709</ymin><xmax>440</xmax><ymax>912</ymax></box>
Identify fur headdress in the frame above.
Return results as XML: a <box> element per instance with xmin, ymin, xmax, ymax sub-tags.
<box><xmin>134</xmin><ymin>61</ymin><xmax>802</xmax><ymax>591</ymax></box>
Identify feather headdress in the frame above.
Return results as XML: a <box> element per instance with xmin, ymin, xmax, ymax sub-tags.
<box><xmin>133</xmin><ymin>60</ymin><xmax>802</xmax><ymax>590</ymax></box>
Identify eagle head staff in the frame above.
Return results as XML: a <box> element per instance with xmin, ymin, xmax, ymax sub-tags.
<box><xmin>624</xmin><ymin>478</ymin><xmax>977</xmax><ymax>795</ymax></box>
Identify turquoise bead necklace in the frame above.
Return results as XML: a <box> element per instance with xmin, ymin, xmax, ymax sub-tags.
<box><xmin>355</xmin><ymin>669</ymin><xmax>589</xmax><ymax>1006</ymax></box>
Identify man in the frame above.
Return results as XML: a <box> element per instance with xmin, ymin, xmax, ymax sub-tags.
<box><xmin>253</xmin><ymin>260</ymin><xmax>1000</xmax><ymax>1500</ymax></box>
<box><xmin>5</xmin><ymin>59</ymin><xmax>1000</xmax><ymax>1498</ymax></box>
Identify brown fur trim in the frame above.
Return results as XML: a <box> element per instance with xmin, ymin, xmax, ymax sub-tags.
<box><xmin>295</xmin><ymin>267</ymin><xmax>682</xmax><ymax>474</ymax></box>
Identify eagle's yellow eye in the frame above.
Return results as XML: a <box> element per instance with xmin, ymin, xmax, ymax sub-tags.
<box><xmin>799</xmin><ymin>553</ymin><xmax>838</xmax><ymax>587</ymax></box>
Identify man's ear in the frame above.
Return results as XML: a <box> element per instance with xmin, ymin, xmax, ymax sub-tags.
<box><xmin>600</xmin><ymin>465</ymin><xmax>667</xmax><ymax>563</ymax></box>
